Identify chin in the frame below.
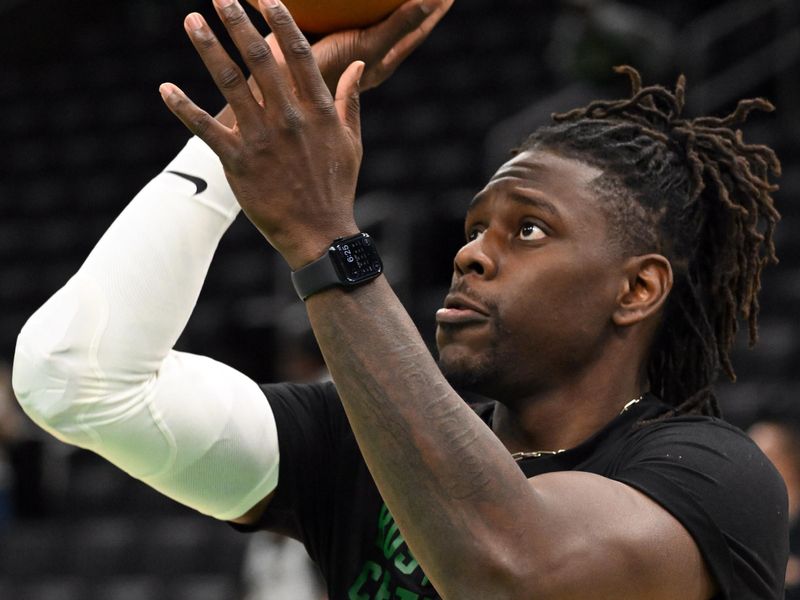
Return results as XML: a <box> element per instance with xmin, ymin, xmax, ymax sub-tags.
<box><xmin>438</xmin><ymin>353</ymin><xmax>498</xmax><ymax>396</ymax></box>
<box><xmin>438</xmin><ymin>347</ymin><xmax>542</xmax><ymax>404</ymax></box>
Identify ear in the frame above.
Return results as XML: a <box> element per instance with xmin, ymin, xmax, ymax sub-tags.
<box><xmin>612</xmin><ymin>254</ymin><xmax>673</xmax><ymax>327</ymax></box>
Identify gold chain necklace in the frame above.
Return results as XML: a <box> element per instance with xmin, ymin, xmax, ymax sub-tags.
<box><xmin>510</xmin><ymin>395</ymin><xmax>643</xmax><ymax>462</ymax></box>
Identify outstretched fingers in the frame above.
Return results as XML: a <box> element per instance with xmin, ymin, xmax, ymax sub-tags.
<box><xmin>257</xmin><ymin>0</ymin><xmax>334</xmax><ymax>112</ymax></box>
<box><xmin>182</xmin><ymin>12</ymin><xmax>263</xmax><ymax>132</ymax></box>
<box><xmin>210</xmin><ymin>0</ymin><xmax>293</xmax><ymax>119</ymax></box>
<box><xmin>377</xmin><ymin>0</ymin><xmax>454</xmax><ymax>78</ymax></box>
<box><xmin>159</xmin><ymin>82</ymin><xmax>235</xmax><ymax>156</ymax></box>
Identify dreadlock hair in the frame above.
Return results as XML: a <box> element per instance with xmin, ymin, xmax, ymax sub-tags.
<box><xmin>518</xmin><ymin>66</ymin><xmax>781</xmax><ymax>418</ymax></box>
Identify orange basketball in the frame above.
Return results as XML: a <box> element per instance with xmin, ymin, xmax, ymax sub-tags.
<box><xmin>246</xmin><ymin>0</ymin><xmax>408</xmax><ymax>34</ymax></box>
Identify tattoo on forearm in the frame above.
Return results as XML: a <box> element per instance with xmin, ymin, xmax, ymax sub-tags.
<box><xmin>312</xmin><ymin>289</ymin><xmax>504</xmax><ymax>503</ymax></box>
<box><xmin>307</xmin><ymin>284</ymin><xmax>529</xmax><ymax>583</ymax></box>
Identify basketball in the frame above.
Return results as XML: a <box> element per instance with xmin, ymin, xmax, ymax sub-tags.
<box><xmin>245</xmin><ymin>0</ymin><xmax>408</xmax><ymax>34</ymax></box>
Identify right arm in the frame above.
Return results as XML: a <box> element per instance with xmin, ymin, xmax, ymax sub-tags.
<box><xmin>11</xmin><ymin>0</ymin><xmax>452</xmax><ymax>523</ymax></box>
<box><xmin>12</xmin><ymin>136</ymin><xmax>279</xmax><ymax>521</ymax></box>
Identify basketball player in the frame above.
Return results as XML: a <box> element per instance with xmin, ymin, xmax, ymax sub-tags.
<box><xmin>12</xmin><ymin>0</ymin><xmax>788</xmax><ymax>597</ymax></box>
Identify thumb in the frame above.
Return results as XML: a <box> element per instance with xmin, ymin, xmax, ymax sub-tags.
<box><xmin>335</xmin><ymin>61</ymin><xmax>365</xmax><ymax>138</ymax></box>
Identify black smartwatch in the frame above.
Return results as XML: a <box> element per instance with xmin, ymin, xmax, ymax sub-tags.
<box><xmin>291</xmin><ymin>233</ymin><xmax>383</xmax><ymax>301</ymax></box>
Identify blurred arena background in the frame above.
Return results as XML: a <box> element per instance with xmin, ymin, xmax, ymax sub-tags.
<box><xmin>0</xmin><ymin>0</ymin><xmax>798</xmax><ymax>598</ymax></box>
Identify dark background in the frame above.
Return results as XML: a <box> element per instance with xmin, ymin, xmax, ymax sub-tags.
<box><xmin>0</xmin><ymin>0</ymin><xmax>798</xmax><ymax>597</ymax></box>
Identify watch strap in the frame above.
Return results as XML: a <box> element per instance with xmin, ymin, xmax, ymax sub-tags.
<box><xmin>291</xmin><ymin>247</ymin><xmax>340</xmax><ymax>301</ymax></box>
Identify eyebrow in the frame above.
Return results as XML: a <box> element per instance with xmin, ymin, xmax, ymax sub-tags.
<box><xmin>467</xmin><ymin>188</ymin><xmax>561</xmax><ymax>217</ymax></box>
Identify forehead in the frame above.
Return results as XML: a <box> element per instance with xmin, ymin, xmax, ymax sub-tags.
<box><xmin>469</xmin><ymin>150</ymin><xmax>604</xmax><ymax>217</ymax></box>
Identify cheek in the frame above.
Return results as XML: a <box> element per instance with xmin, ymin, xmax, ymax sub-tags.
<box><xmin>500</xmin><ymin>259</ymin><xmax>619</xmax><ymax>344</ymax></box>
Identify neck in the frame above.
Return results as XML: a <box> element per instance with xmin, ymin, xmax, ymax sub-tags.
<box><xmin>491</xmin><ymin>362</ymin><xmax>646</xmax><ymax>455</ymax></box>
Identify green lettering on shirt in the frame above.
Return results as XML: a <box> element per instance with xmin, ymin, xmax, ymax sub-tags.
<box><xmin>349</xmin><ymin>561</ymin><xmax>382</xmax><ymax>600</ymax></box>
<box><xmin>375</xmin><ymin>570</ymin><xmax>393</xmax><ymax>600</ymax></box>
<box><xmin>348</xmin><ymin>502</ymin><xmax>434</xmax><ymax>599</ymax></box>
<box><xmin>377</xmin><ymin>503</ymin><xmax>417</xmax><ymax>572</ymax></box>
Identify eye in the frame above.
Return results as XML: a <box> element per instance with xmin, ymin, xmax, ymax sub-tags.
<box><xmin>466</xmin><ymin>227</ymin><xmax>485</xmax><ymax>242</ymax></box>
<box><xmin>519</xmin><ymin>222</ymin><xmax>546</xmax><ymax>241</ymax></box>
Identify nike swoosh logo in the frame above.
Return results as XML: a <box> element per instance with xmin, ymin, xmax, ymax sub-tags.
<box><xmin>166</xmin><ymin>170</ymin><xmax>208</xmax><ymax>195</ymax></box>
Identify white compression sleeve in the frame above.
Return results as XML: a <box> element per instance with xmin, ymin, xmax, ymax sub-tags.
<box><xmin>12</xmin><ymin>137</ymin><xmax>279</xmax><ymax>521</ymax></box>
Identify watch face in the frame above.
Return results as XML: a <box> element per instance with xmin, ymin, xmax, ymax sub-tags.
<box><xmin>330</xmin><ymin>233</ymin><xmax>383</xmax><ymax>284</ymax></box>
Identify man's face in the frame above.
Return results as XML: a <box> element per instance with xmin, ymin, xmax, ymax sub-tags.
<box><xmin>436</xmin><ymin>149</ymin><xmax>628</xmax><ymax>400</ymax></box>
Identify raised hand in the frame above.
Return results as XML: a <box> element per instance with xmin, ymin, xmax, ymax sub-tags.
<box><xmin>160</xmin><ymin>0</ymin><xmax>365</xmax><ymax>270</ymax></box>
<box><xmin>298</xmin><ymin>0</ymin><xmax>454</xmax><ymax>92</ymax></box>
<box><xmin>214</xmin><ymin>0</ymin><xmax>453</xmax><ymax>131</ymax></box>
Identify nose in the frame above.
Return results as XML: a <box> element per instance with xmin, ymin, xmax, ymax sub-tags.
<box><xmin>453</xmin><ymin>234</ymin><xmax>497</xmax><ymax>278</ymax></box>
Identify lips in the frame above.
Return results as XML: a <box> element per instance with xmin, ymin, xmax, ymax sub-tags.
<box><xmin>436</xmin><ymin>294</ymin><xmax>491</xmax><ymax>325</ymax></box>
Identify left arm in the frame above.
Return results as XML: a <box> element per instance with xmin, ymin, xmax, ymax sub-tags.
<box><xmin>161</xmin><ymin>1</ymin><xmax>715</xmax><ymax>597</ymax></box>
<box><xmin>305</xmin><ymin>277</ymin><xmax>715</xmax><ymax>599</ymax></box>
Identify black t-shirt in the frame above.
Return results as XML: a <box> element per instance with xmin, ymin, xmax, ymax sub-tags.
<box><xmin>247</xmin><ymin>381</ymin><xmax>788</xmax><ymax>599</ymax></box>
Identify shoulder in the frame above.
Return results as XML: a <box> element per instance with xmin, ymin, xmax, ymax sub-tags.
<box><xmin>618</xmin><ymin>414</ymin><xmax>784</xmax><ymax>499</ymax></box>
<box><xmin>613</xmin><ymin>414</ymin><xmax>789</xmax><ymax>598</ymax></box>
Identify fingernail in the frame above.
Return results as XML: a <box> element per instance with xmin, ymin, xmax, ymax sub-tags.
<box><xmin>420</xmin><ymin>0</ymin><xmax>433</xmax><ymax>14</ymax></box>
<box><xmin>215</xmin><ymin>0</ymin><xmax>234</xmax><ymax>6</ymax></box>
<box><xmin>186</xmin><ymin>13</ymin><xmax>204</xmax><ymax>31</ymax></box>
<box><xmin>159</xmin><ymin>83</ymin><xmax>176</xmax><ymax>103</ymax></box>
